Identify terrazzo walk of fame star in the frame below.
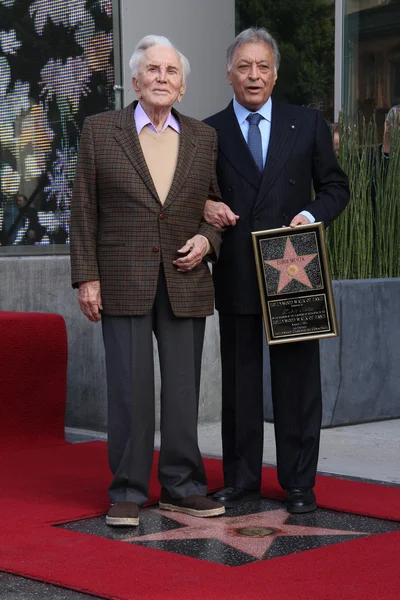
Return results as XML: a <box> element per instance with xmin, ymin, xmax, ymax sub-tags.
<box><xmin>59</xmin><ymin>497</ymin><xmax>400</xmax><ymax>567</ymax></box>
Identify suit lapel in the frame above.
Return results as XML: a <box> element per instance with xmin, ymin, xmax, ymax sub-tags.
<box><xmin>257</xmin><ymin>100</ymin><xmax>298</xmax><ymax>201</ymax></box>
<box><xmin>114</xmin><ymin>102</ymin><xmax>160</xmax><ymax>203</ymax></box>
<box><xmin>215</xmin><ymin>102</ymin><xmax>261</xmax><ymax>189</ymax></box>
<box><xmin>163</xmin><ymin>109</ymin><xmax>197</xmax><ymax>210</ymax></box>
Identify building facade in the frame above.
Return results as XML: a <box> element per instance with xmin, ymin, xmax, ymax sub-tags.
<box><xmin>1</xmin><ymin>0</ymin><xmax>399</xmax><ymax>250</ymax></box>
<box><xmin>0</xmin><ymin>0</ymin><xmax>399</xmax><ymax>431</ymax></box>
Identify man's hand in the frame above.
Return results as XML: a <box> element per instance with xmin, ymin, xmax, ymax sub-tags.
<box><xmin>289</xmin><ymin>214</ymin><xmax>311</xmax><ymax>228</ymax></box>
<box><xmin>78</xmin><ymin>280</ymin><xmax>102</xmax><ymax>322</ymax></box>
<box><xmin>173</xmin><ymin>235</ymin><xmax>208</xmax><ymax>272</ymax></box>
<box><xmin>204</xmin><ymin>200</ymin><xmax>239</xmax><ymax>228</ymax></box>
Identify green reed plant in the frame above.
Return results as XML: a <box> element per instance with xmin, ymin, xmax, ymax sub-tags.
<box><xmin>326</xmin><ymin>114</ymin><xmax>400</xmax><ymax>280</ymax></box>
<box><xmin>373</xmin><ymin>116</ymin><xmax>400</xmax><ymax>278</ymax></box>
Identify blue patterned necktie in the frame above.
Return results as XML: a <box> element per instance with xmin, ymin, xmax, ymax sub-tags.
<box><xmin>246</xmin><ymin>113</ymin><xmax>263</xmax><ymax>171</ymax></box>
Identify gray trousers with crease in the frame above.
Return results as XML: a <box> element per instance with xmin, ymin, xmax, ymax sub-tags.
<box><xmin>102</xmin><ymin>266</ymin><xmax>207</xmax><ymax>505</ymax></box>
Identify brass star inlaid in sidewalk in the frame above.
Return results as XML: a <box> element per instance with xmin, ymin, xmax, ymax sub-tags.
<box><xmin>265</xmin><ymin>237</ymin><xmax>317</xmax><ymax>293</ymax></box>
<box><xmin>123</xmin><ymin>508</ymin><xmax>367</xmax><ymax>560</ymax></box>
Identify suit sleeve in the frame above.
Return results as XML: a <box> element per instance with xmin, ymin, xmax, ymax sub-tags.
<box><xmin>302</xmin><ymin>110</ymin><xmax>350</xmax><ymax>227</ymax></box>
<box><xmin>70</xmin><ymin>118</ymin><xmax>100</xmax><ymax>288</ymax></box>
<box><xmin>197</xmin><ymin>129</ymin><xmax>222</xmax><ymax>261</ymax></box>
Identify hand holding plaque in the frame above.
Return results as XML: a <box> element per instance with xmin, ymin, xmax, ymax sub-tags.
<box><xmin>252</xmin><ymin>222</ymin><xmax>338</xmax><ymax>344</ymax></box>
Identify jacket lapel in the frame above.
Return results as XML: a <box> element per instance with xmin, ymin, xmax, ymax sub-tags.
<box><xmin>257</xmin><ymin>100</ymin><xmax>298</xmax><ymax>201</ymax></box>
<box><xmin>163</xmin><ymin>109</ymin><xmax>197</xmax><ymax>210</ymax></box>
<box><xmin>215</xmin><ymin>102</ymin><xmax>261</xmax><ymax>189</ymax></box>
<box><xmin>114</xmin><ymin>101</ymin><xmax>160</xmax><ymax>203</ymax></box>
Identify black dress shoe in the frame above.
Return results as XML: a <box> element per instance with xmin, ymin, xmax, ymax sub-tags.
<box><xmin>212</xmin><ymin>487</ymin><xmax>260</xmax><ymax>507</ymax></box>
<box><xmin>286</xmin><ymin>488</ymin><xmax>317</xmax><ymax>514</ymax></box>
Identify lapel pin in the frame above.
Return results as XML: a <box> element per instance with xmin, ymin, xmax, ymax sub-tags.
<box><xmin>291</xmin><ymin>125</ymin><xmax>295</xmax><ymax>129</ymax></box>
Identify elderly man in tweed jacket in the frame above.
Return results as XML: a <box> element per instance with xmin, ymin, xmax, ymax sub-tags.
<box><xmin>70</xmin><ymin>35</ymin><xmax>224</xmax><ymax>526</ymax></box>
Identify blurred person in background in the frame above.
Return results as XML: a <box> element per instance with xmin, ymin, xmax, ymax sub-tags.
<box><xmin>382</xmin><ymin>105</ymin><xmax>400</xmax><ymax>159</ymax></box>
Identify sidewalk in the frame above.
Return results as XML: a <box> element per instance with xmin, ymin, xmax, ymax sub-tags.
<box><xmin>67</xmin><ymin>418</ymin><xmax>400</xmax><ymax>485</ymax></box>
<box><xmin>157</xmin><ymin>419</ymin><xmax>400</xmax><ymax>485</ymax></box>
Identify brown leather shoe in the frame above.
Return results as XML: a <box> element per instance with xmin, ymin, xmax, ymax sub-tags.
<box><xmin>159</xmin><ymin>489</ymin><xmax>225</xmax><ymax>517</ymax></box>
<box><xmin>106</xmin><ymin>502</ymin><xmax>140</xmax><ymax>526</ymax></box>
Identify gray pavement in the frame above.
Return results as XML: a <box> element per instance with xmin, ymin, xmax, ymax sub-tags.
<box><xmin>174</xmin><ymin>419</ymin><xmax>400</xmax><ymax>485</ymax></box>
<box><xmin>67</xmin><ymin>419</ymin><xmax>400</xmax><ymax>484</ymax></box>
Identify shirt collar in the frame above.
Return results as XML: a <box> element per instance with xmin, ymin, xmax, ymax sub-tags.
<box><xmin>134</xmin><ymin>102</ymin><xmax>181</xmax><ymax>134</ymax></box>
<box><xmin>233</xmin><ymin>96</ymin><xmax>272</xmax><ymax>126</ymax></box>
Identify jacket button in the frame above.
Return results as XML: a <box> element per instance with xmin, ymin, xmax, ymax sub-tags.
<box><xmin>228</xmin><ymin>186</ymin><xmax>234</xmax><ymax>192</ymax></box>
<box><xmin>289</xmin><ymin>179</ymin><xmax>295</xmax><ymax>185</ymax></box>
<box><xmin>159</xmin><ymin>213</ymin><xmax>165</xmax><ymax>220</ymax></box>
<box><xmin>152</xmin><ymin>246</ymin><xmax>159</xmax><ymax>253</ymax></box>
<box><xmin>254</xmin><ymin>217</ymin><xmax>259</xmax><ymax>223</ymax></box>
<box><xmin>282</xmin><ymin>213</ymin><xmax>288</xmax><ymax>219</ymax></box>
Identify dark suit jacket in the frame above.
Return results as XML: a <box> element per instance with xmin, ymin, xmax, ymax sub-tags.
<box><xmin>70</xmin><ymin>102</ymin><xmax>221</xmax><ymax>318</ymax></box>
<box><xmin>204</xmin><ymin>100</ymin><xmax>350</xmax><ymax>314</ymax></box>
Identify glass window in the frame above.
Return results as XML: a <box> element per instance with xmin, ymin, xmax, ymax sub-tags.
<box><xmin>235</xmin><ymin>0</ymin><xmax>335</xmax><ymax>120</ymax></box>
<box><xmin>0</xmin><ymin>0</ymin><xmax>116</xmax><ymax>252</ymax></box>
<box><xmin>343</xmin><ymin>0</ymin><xmax>400</xmax><ymax>136</ymax></box>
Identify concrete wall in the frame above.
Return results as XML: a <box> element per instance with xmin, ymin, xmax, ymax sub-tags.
<box><xmin>1</xmin><ymin>256</ymin><xmax>399</xmax><ymax>431</ymax></box>
<box><xmin>120</xmin><ymin>0</ymin><xmax>235</xmax><ymax>119</ymax></box>
<box><xmin>0</xmin><ymin>256</ymin><xmax>222</xmax><ymax>431</ymax></box>
<box><xmin>264</xmin><ymin>278</ymin><xmax>400</xmax><ymax>426</ymax></box>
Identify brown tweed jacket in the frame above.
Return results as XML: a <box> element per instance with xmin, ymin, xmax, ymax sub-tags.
<box><xmin>70</xmin><ymin>102</ymin><xmax>221</xmax><ymax>317</ymax></box>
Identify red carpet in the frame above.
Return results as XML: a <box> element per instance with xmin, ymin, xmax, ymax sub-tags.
<box><xmin>0</xmin><ymin>311</ymin><xmax>67</xmax><ymax>451</ymax></box>
<box><xmin>0</xmin><ymin>311</ymin><xmax>399</xmax><ymax>599</ymax></box>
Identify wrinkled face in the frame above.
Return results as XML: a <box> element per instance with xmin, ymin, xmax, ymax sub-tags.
<box><xmin>132</xmin><ymin>45</ymin><xmax>186</xmax><ymax>111</ymax></box>
<box><xmin>227</xmin><ymin>41</ymin><xmax>277</xmax><ymax>111</ymax></box>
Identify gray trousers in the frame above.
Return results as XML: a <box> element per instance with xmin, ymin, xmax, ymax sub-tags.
<box><xmin>102</xmin><ymin>266</ymin><xmax>207</xmax><ymax>505</ymax></box>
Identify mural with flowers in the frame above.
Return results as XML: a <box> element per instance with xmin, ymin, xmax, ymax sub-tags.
<box><xmin>0</xmin><ymin>0</ymin><xmax>114</xmax><ymax>246</ymax></box>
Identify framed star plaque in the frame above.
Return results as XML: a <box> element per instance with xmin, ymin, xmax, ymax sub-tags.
<box><xmin>252</xmin><ymin>222</ymin><xmax>338</xmax><ymax>345</ymax></box>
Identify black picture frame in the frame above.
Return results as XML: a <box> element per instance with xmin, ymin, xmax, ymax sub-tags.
<box><xmin>252</xmin><ymin>222</ymin><xmax>338</xmax><ymax>345</ymax></box>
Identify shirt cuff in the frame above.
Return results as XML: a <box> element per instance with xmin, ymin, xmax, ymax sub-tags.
<box><xmin>198</xmin><ymin>235</ymin><xmax>211</xmax><ymax>254</ymax></box>
<box><xmin>300</xmin><ymin>210</ymin><xmax>315</xmax><ymax>223</ymax></box>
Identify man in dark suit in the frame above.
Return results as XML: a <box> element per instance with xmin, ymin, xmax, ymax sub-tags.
<box><xmin>71</xmin><ymin>35</ymin><xmax>225</xmax><ymax>526</ymax></box>
<box><xmin>204</xmin><ymin>28</ymin><xmax>349</xmax><ymax>513</ymax></box>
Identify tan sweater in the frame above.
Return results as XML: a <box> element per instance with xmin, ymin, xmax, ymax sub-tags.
<box><xmin>139</xmin><ymin>124</ymin><xmax>210</xmax><ymax>254</ymax></box>
<box><xmin>139</xmin><ymin>126</ymin><xmax>179</xmax><ymax>204</ymax></box>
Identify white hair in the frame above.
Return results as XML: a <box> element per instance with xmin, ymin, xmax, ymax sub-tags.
<box><xmin>226</xmin><ymin>27</ymin><xmax>281</xmax><ymax>74</ymax></box>
<box><xmin>129</xmin><ymin>35</ymin><xmax>191</xmax><ymax>84</ymax></box>
<box><xmin>385</xmin><ymin>105</ymin><xmax>400</xmax><ymax>126</ymax></box>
